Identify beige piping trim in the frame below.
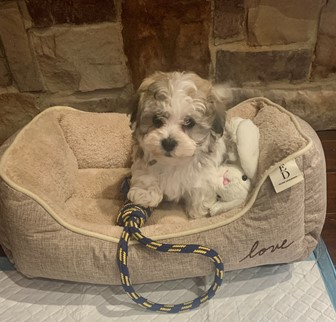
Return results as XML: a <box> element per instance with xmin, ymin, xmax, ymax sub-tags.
<box><xmin>0</xmin><ymin>98</ymin><xmax>313</xmax><ymax>244</ymax></box>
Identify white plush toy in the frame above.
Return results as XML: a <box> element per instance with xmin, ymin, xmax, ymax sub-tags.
<box><xmin>225</xmin><ymin>117</ymin><xmax>260</xmax><ymax>181</ymax></box>
<box><xmin>208</xmin><ymin>116</ymin><xmax>260</xmax><ymax>216</ymax></box>
<box><xmin>209</xmin><ymin>164</ymin><xmax>252</xmax><ymax>216</ymax></box>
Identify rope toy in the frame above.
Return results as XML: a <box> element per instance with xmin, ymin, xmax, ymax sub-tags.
<box><xmin>116</xmin><ymin>198</ymin><xmax>224</xmax><ymax>313</ymax></box>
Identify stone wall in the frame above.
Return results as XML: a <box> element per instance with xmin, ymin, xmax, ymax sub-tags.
<box><xmin>0</xmin><ymin>0</ymin><xmax>335</xmax><ymax>144</ymax></box>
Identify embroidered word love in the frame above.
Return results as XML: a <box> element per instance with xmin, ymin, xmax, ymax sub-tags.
<box><xmin>239</xmin><ymin>239</ymin><xmax>294</xmax><ymax>262</ymax></box>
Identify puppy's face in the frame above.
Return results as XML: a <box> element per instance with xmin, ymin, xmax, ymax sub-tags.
<box><xmin>131</xmin><ymin>72</ymin><xmax>223</xmax><ymax>160</ymax></box>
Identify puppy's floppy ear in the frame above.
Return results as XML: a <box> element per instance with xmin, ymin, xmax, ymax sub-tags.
<box><xmin>207</xmin><ymin>88</ymin><xmax>225</xmax><ymax>138</ymax></box>
<box><xmin>130</xmin><ymin>72</ymin><xmax>163</xmax><ymax>131</ymax></box>
<box><xmin>138</xmin><ymin>72</ymin><xmax>160</xmax><ymax>92</ymax></box>
<box><xmin>129</xmin><ymin>94</ymin><xmax>140</xmax><ymax>131</ymax></box>
<box><xmin>211</xmin><ymin>114</ymin><xmax>224</xmax><ymax>138</ymax></box>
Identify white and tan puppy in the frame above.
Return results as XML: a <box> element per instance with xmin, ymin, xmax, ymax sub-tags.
<box><xmin>128</xmin><ymin>71</ymin><xmax>227</xmax><ymax>218</ymax></box>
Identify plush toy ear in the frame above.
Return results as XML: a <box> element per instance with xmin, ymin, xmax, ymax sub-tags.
<box><xmin>225</xmin><ymin>117</ymin><xmax>243</xmax><ymax>142</ymax></box>
<box><xmin>236</xmin><ymin>119</ymin><xmax>260</xmax><ymax>180</ymax></box>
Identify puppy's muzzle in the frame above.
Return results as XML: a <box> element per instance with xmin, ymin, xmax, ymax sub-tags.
<box><xmin>161</xmin><ymin>137</ymin><xmax>178</xmax><ymax>153</ymax></box>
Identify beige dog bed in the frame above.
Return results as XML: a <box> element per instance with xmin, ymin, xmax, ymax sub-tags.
<box><xmin>0</xmin><ymin>97</ymin><xmax>326</xmax><ymax>285</ymax></box>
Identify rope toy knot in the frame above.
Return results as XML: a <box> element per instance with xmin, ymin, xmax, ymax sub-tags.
<box><xmin>116</xmin><ymin>201</ymin><xmax>152</xmax><ymax>228</ymax></box>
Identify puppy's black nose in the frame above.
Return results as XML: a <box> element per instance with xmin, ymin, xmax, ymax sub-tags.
<box><xmin>161</xmin><ymin>137</ymin><xmax>177</xmax><ymax>152</ymax></box>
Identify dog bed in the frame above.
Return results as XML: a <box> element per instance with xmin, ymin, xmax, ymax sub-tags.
<box><xmin>0</xmin><ymin>97</ymin><xmax>326</xmax><ymax>285</ymax></box>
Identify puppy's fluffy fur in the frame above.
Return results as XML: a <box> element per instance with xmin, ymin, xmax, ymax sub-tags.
<box><xmin>128</xmin><ymin>71</ymin><xmax>227</xmax><ymax>218</ymax></box>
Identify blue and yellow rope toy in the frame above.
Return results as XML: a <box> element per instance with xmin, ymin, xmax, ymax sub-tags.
<box><xmin>116</xmin><ymin>198</ymin><xmax>225</xmax><ymax>313</ymax></box>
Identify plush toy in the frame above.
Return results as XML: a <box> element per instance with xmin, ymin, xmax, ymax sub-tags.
<box><xmin>208</xmin><ymin>116</ymin><xmax>260</xmax><ymax>216</ymax></box>
<box><xmin>209</xmin><ymin>164</ymin><xmax>252</xmax><ymax>216</ymax></box>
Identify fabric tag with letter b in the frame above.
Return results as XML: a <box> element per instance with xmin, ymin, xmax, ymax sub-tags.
<box><xmin>269</xmin><ymin>159</ymin><xmax>304</xmax><ymax>193</ymax></box>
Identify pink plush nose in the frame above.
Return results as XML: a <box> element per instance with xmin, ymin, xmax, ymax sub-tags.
<box><xmin>223</xmin><ymin>177</ymin><xmax>231</xmax><ymax>186</ymax></box>
<box><xmin>223</xmin><ymin>170</ymin><xmax>230</xmax><ymax>185</ymax></box>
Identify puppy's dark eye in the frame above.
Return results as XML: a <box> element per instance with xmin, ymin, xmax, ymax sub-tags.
<box><xmin>152</xmin><ymin>115</ymin><xmax>163</xmax><ymax>128</ymax></box>
<box><xmin>183</xmin><ymin>117</ymin><xmax>196</xmax><ymax>129</ymax></box>
<box><xmin>242</xmin><ymin>175</ymin><xmax>248</xmax><ymax>181</ymax></box>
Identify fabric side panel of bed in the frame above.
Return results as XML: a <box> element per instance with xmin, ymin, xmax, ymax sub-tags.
<box><xmin>0</xmin><ymin>133</ymin><xmax>21</xmax><ymax>262</ymax></box>
<box><xmin>297</xmin><ymin>118</ymin><xmax>327</xmax><ymax>259</ymax></box>
<box><xmin>0</xmin><ymin>180</ymin><xmax>123</xmax><ymax>284</ymax></box>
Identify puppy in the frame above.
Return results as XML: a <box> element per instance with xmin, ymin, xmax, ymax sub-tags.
<box><xmin>128</xmin><ymin>71</ymin><xmax>227</xmax><ymax>218</ymax></box>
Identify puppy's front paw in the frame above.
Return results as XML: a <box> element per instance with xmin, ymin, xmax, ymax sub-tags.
<box><xmin>127</xmin><ymin>187</ymin><xmax>163</xmax><ymax>208</ymax></box>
